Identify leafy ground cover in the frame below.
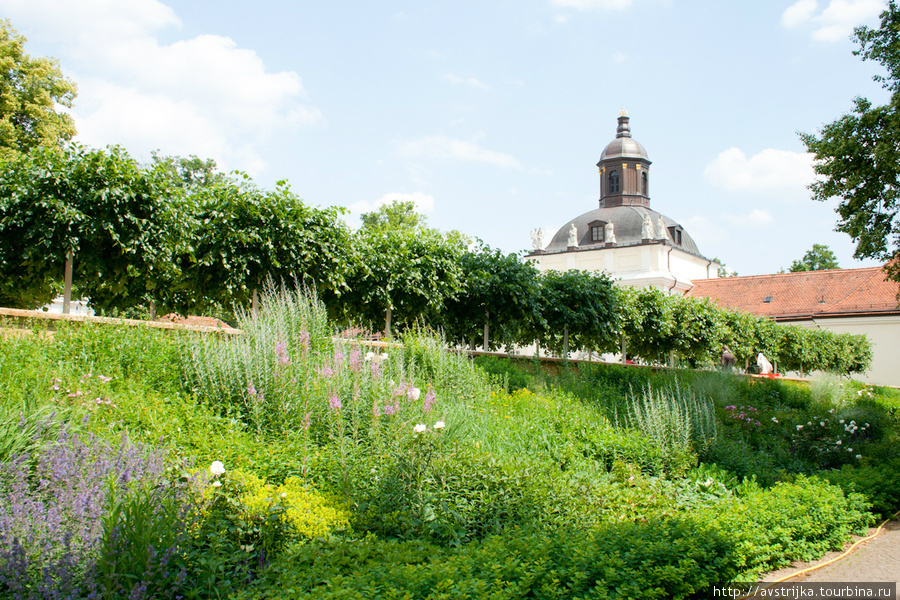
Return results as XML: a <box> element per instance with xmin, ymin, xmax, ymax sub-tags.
<box><xmin>1</xmin><ymin>292</ymin><xmax>897</xmax><ymax>599</ymax></box>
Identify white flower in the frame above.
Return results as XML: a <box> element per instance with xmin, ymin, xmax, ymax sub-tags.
<box><xmin>856</xmin><ymin>455</ymin><xmax>862</xmax><ymax>460</ymax></box>
<box><xmin>836</xmin><ymin>440</ymin><xmax>842</xmax><ymax>445</ymax></box>
<box><xmin>771</xmin><ymin>417</ymin><xmax>779</xmax><ymax>423</ymax></box>
<box><xmin>828</xmin><ymin>409</ymin><xmax>835</xmax><ymax>413</ymax></box>
<box><xmin>847</xmin><ymin>448</ymin><xmax>853</xmax><ymax>452</ymax></box>
<box><xmin>434</xmin><ymin>421</ymin><xmax>446</xmax><ymax>429</ymax></box>
<box><xmin>839</xmin><ymin>419</ymin><xmax>845</xmax><ymax>424</ymax></box>
<box><xmin>210</xmin><ymin>461</ymin><xmax>226</xmax><ymax>476</ymax></box>
<box><xmin>365</xmin><ymin>351</ymin><xmax>375</xmax><ymax>361</ymax></box>
<box><xmin>820</xmin><ymin>422</ymin><xmax>825</xmax><ymax>427</ymax></box>
<box><xmin>409</xmin><ymin>387</ymin><xmax>421</xmax><ymax>401</ymax></box>
<box><xmin>211</xmin><ymin>481</ymin><xmax>222</xmax><ymax>487</ymax></box>
<box><xmin>280</xmin><ymin>492</ymin><xmax>287</xmax><ymax>498</ymax></box>
<box><xmin>796</xmin><ymin>425</ymin><xmax>804</xmax><ymax>430</ymax></box>
<box><xmin>413</xmin><ymin>423</ymin><xmax>427</xmax><ymax>433</ymax></box>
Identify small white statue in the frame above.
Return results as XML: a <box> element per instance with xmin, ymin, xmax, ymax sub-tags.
<box><xmin>656</xmin><ymin>215</ymin><xmax>668</xmax><ymax>241</ymax></box>
<box><xmin>605</xmin><ymin>222</ymin><xmax>616</xmax><ymax>244</ymax></box>
<box><xmin>641</xmin><ymin>213</ymin><xmax>653</xmax><ymax>239</ymax></box>
<box><xmin>530</xmin><ymin>228</ymin><xmax>544</xmax><ymax>250</ymax></box>
<box><xmin>567</xmin><ymin>223</ymin><xmax>578</xmax><ymax>247</ymax></box>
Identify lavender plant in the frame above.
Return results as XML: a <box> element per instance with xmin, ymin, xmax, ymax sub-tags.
<box><xmin>0</xmin><ymin>422</ymin><xmax>182</xmax><ymax>599</ymax></box>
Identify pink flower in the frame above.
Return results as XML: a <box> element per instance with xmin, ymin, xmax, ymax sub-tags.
<box><xmin>275</xmin><ymin>341</ymin><xmax>292</xmax><ymax>366</ymax></box>
<box><xmin>423</xmin><ymin>389</ymin><xmax>436</xmax><ymax>412</ymax></box>
<box><xmin>328</xmin><ymin>393</ymin><xmax>342</xmax><ymax>411</ymax></box>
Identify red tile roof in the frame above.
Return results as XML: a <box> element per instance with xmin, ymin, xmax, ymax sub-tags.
<box><xmin>687</xmin><ymin>267</ymin><xmax>900</xmax><ymax>320</ymax></box>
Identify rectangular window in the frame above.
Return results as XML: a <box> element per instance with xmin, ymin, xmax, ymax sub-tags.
<box><xmin>591</xmin><ymin>226</ymin><xmax>604</xmax><ymax>242</ymax></box>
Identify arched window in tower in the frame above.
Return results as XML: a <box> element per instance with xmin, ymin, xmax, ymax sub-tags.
<box><xmin>608</xmin><ymin>170</ymin><xmax>620</xmax><ymax>194</ymax></box>
<box><xmin>642</xmin><ymin>171</ymin><xmax>648</xmax><ymax>196</ymax></box>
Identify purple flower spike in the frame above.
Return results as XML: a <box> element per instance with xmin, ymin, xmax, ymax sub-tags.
<box><xmin>275</xmin><ymin>340</ymin><xmax>292</xmax><ymax>366</ymax></box>
<box><xmin>328</xmin><ymin>394</ymin><xmax>342</xmax><ymax>411</ymax></box>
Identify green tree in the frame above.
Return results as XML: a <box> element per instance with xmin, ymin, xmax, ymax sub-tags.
<box><xmin>340</xmin><ymin>226</ymin><xmax>465</xmax><ymax>336</ymax></box>
<box><xmin>0</xmin><ymin>20</ymin><xmax>77</xmax><ymax>160</ymax></box>
<box><xmin>534</xmin><ymin>270</ymin><xmax>620</xmax><ymax>358</ymax></box>
<box><xmin>712</xmin><ymin>257</ymin><xmax>738</xmax><ymax>277</ymax></box>
<box><xmin>441</xmin><ymin>245</ymin><xmax>542</xmax><ymax>351</ymax></box>
<box><xmin>187</xmin><ymin>176</ymin><xmax>351</xmax><ymax>313</ymax></box>
<box><xmin>360</xmin><ymin>199</ymin><xmax>426</xmax><ymax>232</ymax></box>
<box><xmin>800</xmin><ymin>2</ymin><xmax>900</xmax><ymax>283</ymax></box>
<box><xmin>0</xmin><ymin>144</ymin><xmax>186</xmax><ymax>311</ymax></box>
<box><xmin>151</xmin><ymin>151</ymin><xmax>228</xmax><ymax>191</ymax></box>
<box><xmin>789</xmin><ymin>244</ymin><xmax>841</xmax><ymax>272</ymax></box>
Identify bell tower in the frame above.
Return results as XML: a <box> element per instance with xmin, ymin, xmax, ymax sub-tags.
<box><xmin>597</xmin><ymin>109</ymin><xmax>652</xmax><ymax>208</ymax></box>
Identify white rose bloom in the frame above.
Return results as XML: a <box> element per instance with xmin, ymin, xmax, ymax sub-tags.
<box><xmin>434</xmin><ymin>421</ymin><xmax>446</xmax><ymax>429</ymax></box>
<box><xmin>410</xmin><ymin>387</ymin><xmax>421</xmax><ymax>401</ymax></box>
<box><xmin>210</xmin><ymin>461</ymin><xmax>226</xmax><ymax>476</ymax></box>
<box><xmin>413</xmin><ymin>423</ymin><xmax>427</xmax><ymax>433</ymax></box>
<box><xmin>212</xmin><ymin>481</ymin><xmax>222</xmax><ymax>488</ymax></box>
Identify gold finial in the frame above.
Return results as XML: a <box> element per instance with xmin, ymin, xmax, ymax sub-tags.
<box><xmin>619</xmin><ymin>107</ymin><xmax>628</xmax><ymax>118</ymax></box>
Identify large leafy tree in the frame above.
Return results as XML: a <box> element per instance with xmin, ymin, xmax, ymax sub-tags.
<box><xmin>0</xmin><ymin>20</ymin><xmax>77</xmax><ymax>160</ymax></box>
<box><xmin>800</xmin><ymin>1</ymin><xmax>900</xmax><ymax>283</ymax></box>
<box><xmin>533</xmin><ymin>270</ymin><xmax>620</xmax><ymax>358</ymax></box>
<box><xmin>789</xmin><ymin>243</ymin><xmax>841</xmax><ymax>272</ymax></box>
<box><xmin>0</xmin><ymin>144</ymin><xmax>185</xmax><ymax>311</ymax></box>
<box><xmin>187</xmin><ymin>176</ymin><xmax>351</xmax><ymax>312</ymax></box>
<box><xmin>441</xmin><ymin>245</ymin><xmax>542</xmax><ymax>351</ymax></box>
<box><xmin>359</xmin><ymin>199</ymin><xmax>426</xmax><ymax>232</ymax></box>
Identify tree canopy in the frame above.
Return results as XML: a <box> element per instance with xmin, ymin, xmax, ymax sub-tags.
<box><xmin>788</xmin><ymin>243</ymin><xmax>841</xmax><ymax>272</ymax></box>
<box><xmin>360</xmin><ymin>200</ymin><xmax>426</xmax><ymax>232</ymax></box>
<box><xmin>800</xmin><ymin>1</ymin><xmax>900</xmax><ymax>283</ymax></box>
<box><xmin>0</xmin><ymin>20</ymin><xmax>77</xmax><ymax>161</ymax></box>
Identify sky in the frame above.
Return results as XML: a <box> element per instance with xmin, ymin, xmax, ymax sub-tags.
<box><xmin>1</xmin><ymin>0</ymin><xmax>894</xmax><ymax>276</ymax></box>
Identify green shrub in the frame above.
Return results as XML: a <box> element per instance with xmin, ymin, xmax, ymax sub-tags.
<box><xmin>824</xmin><ymin>458</ymin><xmax>900</xmax><ymax>519</ymax></box>
<box><xmin>238</xmin><ymin>518</ymin><xmax>742</xmax><ymax>600</ymax></box>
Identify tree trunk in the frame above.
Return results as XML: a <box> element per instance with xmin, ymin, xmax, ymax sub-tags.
<box><xmin>63</xmin><ymin>249</ymin><xmax>74</xmax><ymax>315</ymax></box>
<box><xmin>563</xmin><ymin>326</ymin><xmax>569</xmax><ymax>360</ymax></box>
<box><xmin>385</xmin><ymin>306</ymin><xmax>392</xmax><ymax>338</ymax></box>
<box><xmin>149</xmin><ymin>300</ymin><xmax>156</xmax><ymax>320</ymax></box>
<box><xmin>252</xmin><ymin>288</ymin><xmax>259</xmax><ymax>318</ymax></box>
<box><xmin>621</xmin><ymin>335</ymin><xmax>627</xmax><ymax>364</ymax></box>
<box><xmin>483</xmin><ymin>310</ymin><xmax>490</xmax><ymax>351</ymax></box>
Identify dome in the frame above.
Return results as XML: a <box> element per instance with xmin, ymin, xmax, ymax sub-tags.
<box><xmin>599</xmin><ymin>136</ymin><xmax>649</xmax><ymax>161</ymax></box>
<box><xmin>543</xmin><ymin>206</ymin><xmax>702</xmax><ymax>256</ymax></box>
<box><xmin>598</xmin><ymin>110</ymin><xmax>650</xmax><ymax>162</ymax></box>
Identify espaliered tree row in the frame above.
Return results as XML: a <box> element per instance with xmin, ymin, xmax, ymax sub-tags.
<box><xmin>0</xmin><ymin>145</ymin><xmax>871</xmax><ymax>376</ymax></box>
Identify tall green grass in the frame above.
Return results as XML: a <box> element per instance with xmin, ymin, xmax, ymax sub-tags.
<box><xmin>617</xmin><ymin>381</ymin><xmax>719</xmax><ymax>463</ymax></box>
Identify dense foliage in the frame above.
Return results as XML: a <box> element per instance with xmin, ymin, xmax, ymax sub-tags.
<box><xmin>0</xmin><ymin>20</ymin><xmax>77</xmax><ymax>161</ymax></box>
<box><xmin>1</xmin><ymin>290</ymin><xmax>896</xmax><ymax>599</ymax></box>
<box><xmin>800</xmin><ymin>1</ymin><xmax>900</xmax><ymax>285</ymax></box>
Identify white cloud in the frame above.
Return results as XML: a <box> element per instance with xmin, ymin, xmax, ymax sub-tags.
<box><xmin>612</xmin><ymin>51</ymin><xmax>628</xmax><ymax>63</ymax></box>
<box><xmin>780</xmin><ymin>0</ymin><xmax>883</xmax><ymax>42</ymax></box>
<box><xmin>0</xmin><ymin>0</ymin><xmax>321</xmax><ymax>175</ymax></box>
<box><xmin>703</xmin><ymin>147</ymin><xmax>815</xmax><ymax>195</ymax></box>
<box><xmin>553</xmin><ymin>14</ymin><xmax>570</xmax><ymax>23</ymax></box>
<box><xmin>398</xmin><ymin>135</ymin><xmax>523</xmax><ymax>170</ymax></box>
<box><xmin>550</xmin><ymin>0</ymin><xmax>633</xmax><ymax>10</ymax></box>
<box><xmin>781</xmin><ymin>0</ymin><xmax>819</xmax><ymax>28</ymax></box>
<box><xmin>445</xmin><ymin>74</ymin><xmax>491</xmax><ymax>90</ymax></box>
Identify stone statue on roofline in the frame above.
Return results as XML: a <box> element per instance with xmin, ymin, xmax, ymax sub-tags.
<box><xmin>656</xmin><ymin>215</ymin><xmax>668</xmax><ymax>241</ymax></box>
<box><xmin>567</xmin><ymin>223</ymin><xmax>578</xmax><ymax>247</ymax></box>
<box><xmin>530</xmin><ymin>228</ymin><xmax>544</xmax><ymax>250</ymax></box>
<box><xmin>641</xmin><ymin>213</ymin><xmax>653</xmax><ymax>239</ymax></box>
<box><xmin>605</xmin><ymin>222</ymin><xmax>616</xmax><ymax>244</ymax></box>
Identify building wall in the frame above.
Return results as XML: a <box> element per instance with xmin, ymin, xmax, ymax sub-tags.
<box><xmin>780</xmin><ymin>315</ymin><xmax>900</xmax><ymax>388</ymax></box>
<box><xmin>531</xmin><ymin>244</ymin><xmax>717</xmax><ymax>293</ymax></box>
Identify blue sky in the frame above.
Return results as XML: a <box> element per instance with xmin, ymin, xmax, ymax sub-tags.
<box><xmin>1</xmin><ymin>0</ymin><xmax>892</xmax><ymax>276</ymax></box>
